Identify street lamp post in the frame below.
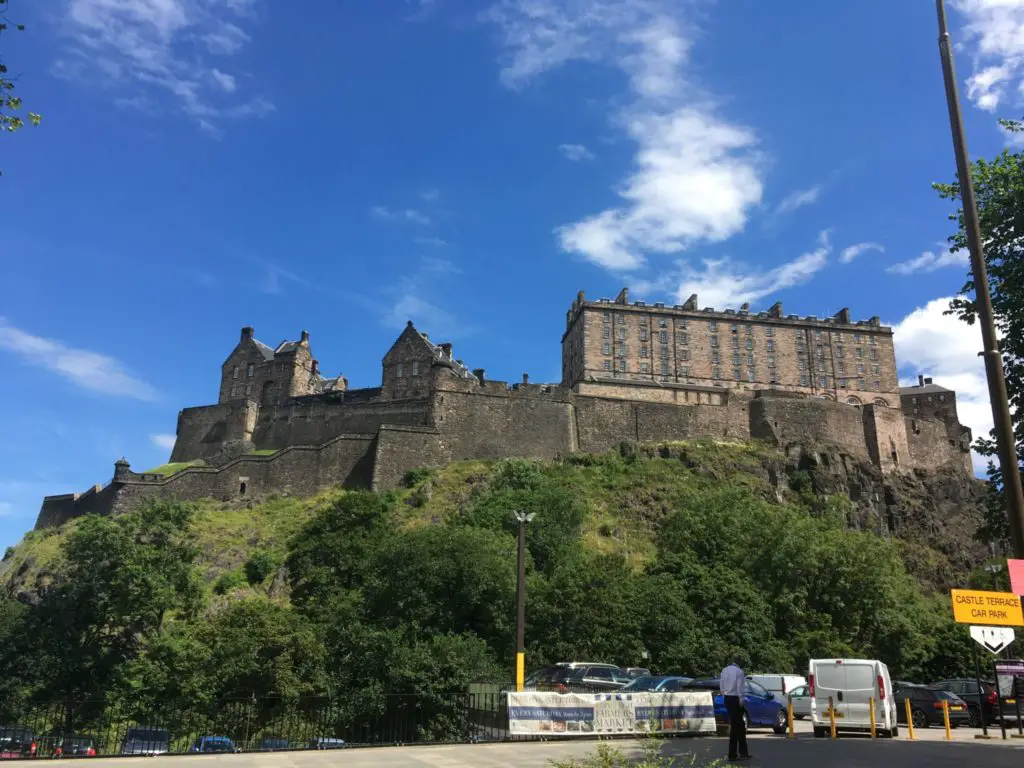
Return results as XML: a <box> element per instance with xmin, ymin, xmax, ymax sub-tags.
<box><xmin>514</xmin><ymin>510</ymin><xmax>535</xmax><ymax>692</ymax></box>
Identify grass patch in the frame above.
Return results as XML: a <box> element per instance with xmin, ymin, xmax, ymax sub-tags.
<box><xmin>248</xmin><ymin>449</ymin><xmax>278</xmax><ymax>456</ymax></box>
<box><xmin>142</xmin><ymin>460</ymin><xmax>204</xmax><ymax>476</ymax></box>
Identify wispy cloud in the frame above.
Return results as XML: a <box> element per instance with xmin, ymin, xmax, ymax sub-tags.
<box><xmin>414</xmin><ymin>236</ymin><xmax>449</xmax><ymax>247</ymax></box>
<box><xmin>56</xmin><ymin>0</ymin><xmax>272</xmax><ymax>134</ymax></box>
<box><xmin>420</xmin><ymin>188</ymin><xmax>440</xmax><ymax>203</ymax></box>
<box><xmin>953</xmin><ymin>0</ymin><xmax>1024</xmax><ymax>112</ymax></box>
<box><xmin>371</xmin><ymin>206</ymin><xmax>431</xmax><ymax>225</ymax></box>
<box><xmin>840</xmin><ymin>241</ymin><xmax>885</xmax><ymax>264</ymax></box>
<box><xmin>382</xmin><ymin>257</ymin><xmax>470</xmax><ymax>339</ymax></box>
<box><xmin>886</xmin><ymin>248</ymin><xmax>968</xmax><ymax>275</ymax></box>
<box><xmin>150</xmin><ymin>433</ymin><xmax>177</xmax><ymax>451</ymax></box>
<box><xmin>635</xmin><ymin>229</ymin><xmax>832</xmax><ymax>310</ymax></box>
<box><xmin>774</xmin><ymin>185</ymin><xmax>821</xmax><ymax>216</ymax></box>
<box><xmin>486</xmin><ymin>2</ymin><xmax>763</xmax><ymax>272</ymax></box>
<box><xmin>0</xmin><ymin>319</ymin><xmax>159</xmax><ymax>402</ymax></box>
<box><xmin>559</xmin><ymin>143</ymin><xmax>595</xmax><ymax>161</ymax></box>
<box><xmin>421</xmin><ymin>256</ymin><xmax>461</xmax><ymax>274</ymax></box>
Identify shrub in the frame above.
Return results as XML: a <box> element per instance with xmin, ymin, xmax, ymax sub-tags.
<box><xmin>402</xmin><ymin>467</ymin><xmax>434</xmax><ymax>488</ymax></box>
<box><xmin>244</xmin><ymin>550</ymin><xmax>279</xmax><ymax>585</ymax></box>
<box><xmin>2</xmin><ymin>547</ymin><xmax>13</xmax><ymax>561</ymax></box>
<box><xmin>214</xmin><ymin>568</ymin><xmax>247</xmax><ymax>595</ymax></box>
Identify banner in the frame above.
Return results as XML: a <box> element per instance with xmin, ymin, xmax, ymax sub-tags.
<box><xmin>507</xmin><ymin>691</ymin><xmax>716</xmax><ymax>736</ymax></box>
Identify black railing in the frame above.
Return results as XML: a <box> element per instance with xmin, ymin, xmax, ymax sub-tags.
<box><xmin>0</xmin><ymin>687</ymin><xmax>529</xmax><ymax>758</ymax></box>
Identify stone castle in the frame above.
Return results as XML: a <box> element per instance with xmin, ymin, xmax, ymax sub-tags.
<box><xmin>35</xmin><ymin>289</ymin><xmax>975</xmax><ymax>529</ymax></box>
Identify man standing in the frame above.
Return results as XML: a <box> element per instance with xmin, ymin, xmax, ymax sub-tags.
<box><xmin>720</xmin><ymin>654</ymin><xmax>750</xmax><ymax>762</ymax></box>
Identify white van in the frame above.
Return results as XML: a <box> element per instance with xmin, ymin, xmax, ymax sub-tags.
<box><xmin>808</xmin><ymin>659</ymin><xmax>898</xmax><ymax>738</ymax></box>
<box><xmin>748</xmin><ymin>674</ymin><xmax>807</xmax><ymax>699</ymax></box>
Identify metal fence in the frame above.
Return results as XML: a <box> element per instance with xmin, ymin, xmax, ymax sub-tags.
<box><xmin>0</xmin><ymin>685</ymin><xmax>522</xmax><ymax>758</ymax></box>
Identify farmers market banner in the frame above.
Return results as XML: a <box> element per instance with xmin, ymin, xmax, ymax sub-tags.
<box><xmin>507</xmin><ymin>691</ymin><xmax>716</xmax><ymax>736</ymax></box>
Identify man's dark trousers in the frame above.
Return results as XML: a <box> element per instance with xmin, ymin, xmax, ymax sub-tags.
<box><xmin>725</xmin><ymin>695</ymin><xmax>748</xmax><ymax>760</ymax></box>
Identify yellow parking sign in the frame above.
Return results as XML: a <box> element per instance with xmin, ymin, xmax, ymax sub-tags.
<box><xmin>951</xmin><ymin>589</ymin><xmax>1024</xmax><ymax>627</ymax></box>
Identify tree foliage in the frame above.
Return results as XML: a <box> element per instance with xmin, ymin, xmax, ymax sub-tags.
<box><xmin>0</xmin><ymin>0</ymin><xmax>41</xmax><ymax>155</ymax></box>
<box><xmin>935</xmin><ymin>118</ymin><xmax>1024</xmax><ymax>548</ymax></box>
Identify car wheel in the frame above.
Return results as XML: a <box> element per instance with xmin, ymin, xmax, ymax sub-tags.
<box><xmin>968</xmin><ymin>707</ymin><xmax>981</xmax><ymax>728</ymax></box>
<box><xmin>813</xmin><ymin>726</ymin><xmax>826</xmax><ymax>738</ymax></box>
<box><xmin>773</xmin><ymin>709</ymin><xmax>788</xmax><ymax>735</ymax></box>
<box><xmin>911</xmin><ymin>709</ymin><xmax>928</xmax><ymax>729</ymax></box>
<box><xmin>890</xmin><ymin>726</ymin><xmax>899</xmax><ymax>738</ymax></box>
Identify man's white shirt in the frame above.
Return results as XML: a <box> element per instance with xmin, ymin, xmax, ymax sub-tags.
<box><xmin>720</xmin><ymin>664</ymin><xmax>745</xmax><ymax>697</ymax></box>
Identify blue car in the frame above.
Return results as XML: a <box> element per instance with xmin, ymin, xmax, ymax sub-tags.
<box><xmin>188</xmin><ymin>735</ymin><xmax>240</xmax><ymax>753</ymax></box>
<box><xmin>688</xmin><ymin>678</ymin><xmax>789</xmax><ymax>734</ymax></box>
<box><xmin>620</xmin><ymin>675</ymin><xmax>694</xmax><ymax>693</ymax></box>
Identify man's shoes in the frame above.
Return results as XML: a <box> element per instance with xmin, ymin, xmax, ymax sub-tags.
<box><xmin>728</xmin><ymin>756</ymin><xmax>752</xmax><ymax>763</ymax></box>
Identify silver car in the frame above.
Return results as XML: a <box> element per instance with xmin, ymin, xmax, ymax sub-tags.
<box><xmin>787</xmin><ymin>684</ymin><xmax>811</xmax><ymax>719</ymax></box>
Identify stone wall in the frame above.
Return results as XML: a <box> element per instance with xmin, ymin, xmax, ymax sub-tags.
<box><xmin>251</xmin><ymin>398</ymin><xmax>430</xmax><ymax>449</ymax></box>
<box><xmin>371</xmin><ymin>425</ymin><xmax>447</xmax><ymax>491</ymax></box>
<box><xmin>749</xmin><ymin>393</ymin><xmax>871</xmax><ymax>462</ymax></box>
<box><xmin>170</xmin><ymin>400</ymin><xmax>258</xmax><ymax>463</ymax></box>
<box><xmin>906</xmin><ymin>416</ymin><xmax>974</xmax><ymax>474</ymax></box>
<box><xmin>862</xmin><ymin>404</ymin><xmax>910</xmax><ymax>473</ymax></box>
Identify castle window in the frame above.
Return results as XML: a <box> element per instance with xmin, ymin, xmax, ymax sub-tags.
<box><xmin>747</xmin><ymin>367</ymin><xmax>756</xmax><ymax>382</ymax></box>
<box><xmin>913</xmin><ymin>396</ymin><xmax>919</xmax><ymax>404</ymax></box>
<box><xmin>640</xmin><ymin>328</ymin><xmax>648</xmax><ymax>341</ymax></box>
<box><xmin>709</xmin><ymin>320</ymin><xmax>718</xmax><ymax>331</ymax></box>
<box><xmin>618</xmin><ymin>326</ymin><xmax>626</xmax><ymax>340</ymax></box>
<box><xmin>678</xmin><ymin>332</ymin><xmax>688</xmax><ymax>345</ymax></box>
<box><xmin>939</xmin><ymin>394</ymin><xmax>945</xmax><ymax>402</ymax></box>
<box><xmin>870</xmin><ymin>335</ymin><xmax>877</xmax><ymax>345</ymax></box>
<box><xmin>745</xmin><ymin>338</ymin><xmax>753</xmax><ymax>350</ymax></box>
<box><xmin>603</xmin><ymin>327</ymin><xmax>611</xmax><ymax>339</ymax></box>
<box><xmin>745</xmin><ymin>325</ymin><xmax>753</xmax><ymax>336</ymax></box>
<box><xmin>603</xmin><ymin>311</ymin><xmax>611</xmax><ymax>323</ymax></box>
<box><xmin>618</xmin><ymin>343</ymin><xmax>627</xmax><ymax>356</ymax></box>
<box><xmin>819</xmin><ymin>375</ymin><xmax>828</xmax><ymax>388</ymax></box>
<box><xmin>732</xmin><ymin>352</ymin><xmax>741</xmax><ymax>365</ymax></box>
<box><xmin>680</xmin><ymin>349</ymin><xmax>690</xmax><ymax>361</ymax></box>
<box><xmin>838</xmin><ymin>378</ymin><xmax>846</xmax><ymax>388</ymax></box>
<box><xmin>836</xmin><ymin>345</ymin><xmax>844</xmax><ymax>357</ymax></box>
<box><xmin>767</xmin><ymin>341</ymin><xmax>775</xmax><ymax>352</ymax></box>
<box><xmin>838</xmin><ymin>361</ymin><xmax>846</xmax><ymax>373</ymax></box>
<box><xmin>733</xmin><ymin>367</ymin><xmax>742</xmax><ymax>381</ymax></box>
<box><xmin>641</xmin><ymin>345</ymin><xmax>649</xmax><ymax>358</ymax></box>
<box><xmin>710</xmin><ymin>335</ymin><xmax>719</xmax><ymax>347</ymax></box>
<box><xmin>660</xmin><ymin>345</ymin><xmax>668</xmax><ymax>359</ymax></box>
<box><xmin>858</xmin><ymin>379</ymin><xmax>866</xmax><ymax>391</ymax></box>
<box><xmin>232</xmin><ymin>366</ymin><xmax>239</xmax><ymax>379</ymax></box>
<box><xmin>712</xmin><ymin>366</ymin><xmax>721</xmax><ymax>380</ymax></box>
<box><xmin>869</xmin><ymin>348</ymin><xmax>878</xmax><ymax>361</ymax></box>
<box><xmin>854</xmin><ymin>333</ymin><xmax>863</xmax><ymax>342</ymax></box>
<box><xmin>873</xmin><ymin>380</ymin><xmax>881</xmax><ymax>391</ymax></box>
<box><xmin>603</xmin><ymin>360</ymin><xmax>611</xmax><ymax>371</ymax></box>
<box><xmin>800</xmin><ymin>374</ymin><xmax>810</xmax><ymax>386</ymax></box>
<box><xmin>816</xmin><ymin>345</ymin><xmax>825</xmax><ymax>359</ymax></box>
<box><xmin>658</xmin><ymin>318</ymin><xmax>667</xmax><ymax>328</ymax></box>
<box><xmin>397</xmin><ymin>363</ymin><xmax>404</xmax><ymax>377</ymax></box>
<box><xmin>765</xmin><ymin>327</ymin><xmax>774</xmax><ymax>337</ymax></box>
<box><xmin>678</xmin><ymin>319</ymin><xmax>688</xmax><ymax>329</ymax></box>
<box><xmin>731</xmin><ymin>323</ymin><xmax>739</xmax><ymax>333</ymax></box>
<box><xmin>641</xmin><ymin>362</ymin><xmax>649</xmax><ymax>373</ymax></box>
<box><xmin>247</xmin><ymin>363</ymin><xmax>254</xmax><ymax>377</ymax></box>
<box><xmin>618</xmin><ymin>360</ymin><xmax>627</xmax><ymax>372</ymax></box>
<box><xmin>712</xmin><ymin>350</ymin><xmax>720</xmax><ymax>363</ymax></box>
<box><xmin>731</xmin><ymin>336</ymin><xmax>740</xmax><ymax>349</ymax></box>
<box><xmin>661</xmin><ymin>361</ymin><xmax>669</xmax><ymax>376</ymax></box>
<box><xmin>768</xmin><ymin>355</ymin><xmax>776</xmax><ymax>368</ymax></box>
<box><xmin>872</xmin><ymin>365</ymin><xmax>880</xmax><ymax>375</ymax></box>
<box><xmin>659</xmin><ymin>330</ymin><xmax>668</xmax><ymax>343</ymax></box>
<box><xmin>769</xmin><ymin>371</ymin><xmax>778</xmax><ymax>384</ymax></box>
<box><xmin>798</xmin><ymin>359</ymin><xmax>808</xmax><ymax>371</ymax></box>
<box><xmin>412</xmin><ymin>361</ymin><xmax>420</xmax><ymax>376</ymax></box>
<box><xmin>245</xmin><ymin>383</ymin><xmax>252</xmax><ymax>395</ymax></box>
<box><xmin>603</xmin><ymin>342</ymin><xmax>611</xmax><ymax>355</ymax></box>
<box><xmin>857</xmin><ymin>364</ymin><xmax>865</xmax><ymax>374</ymax></box>
<box><xmin>815</xmin><ymin>329</ymin><xmax>822</xmax><ymax>340</ymax></box>
<box><xmin>746</xmin><ymin>352</ymin><xmax>754</xmax><ymax>366</ymax></box>
<box><xmin>230</xmin><ymin>385</ymin><xmax>238</xmax><ymax>397</ymax></box>
<box><xmin>679</xmin><ymin>365</ymin><xmax>689</xmax><ymax>376</ymax></box>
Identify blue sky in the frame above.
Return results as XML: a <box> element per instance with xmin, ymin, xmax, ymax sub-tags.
<box><xmin>1</xmin><ymin>0</ymin><xmax>1021</xmax><ymax>549</ymax></box>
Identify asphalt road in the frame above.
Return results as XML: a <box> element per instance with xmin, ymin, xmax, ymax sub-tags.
<box><xmin>57</xmin><ymin>731</ymin><xmax>1024</xmax><ymax>767</ymax></box>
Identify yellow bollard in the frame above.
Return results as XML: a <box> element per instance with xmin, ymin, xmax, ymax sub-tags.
<box><xmin>788</xmin><ymin>698</ymin><xmax>795</xmax><ymax>739</ymax></box>
<box><xmin>870</xmin><ymin>696</ymin><xmax>876</xmax><ymax>740</ymax></box>
<box><xmin>943</xmin><ymin>700</ymin><xmax>952</xmax><ymax>741</ymax></box>
<box><xmin>829</xmin><ymin>696</ymin><xmax>837</xmax><ymax>739</ymax></box>
<box><xmin>905</xmin><ymin>698</ymin><xmax>916</xmax><ymax>740</ymax></box>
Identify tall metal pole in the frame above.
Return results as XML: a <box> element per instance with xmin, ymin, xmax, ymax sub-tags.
<box><xmin>936</xmin><ymin>0</ymin><xmax>1024</xmax><ymax>559</ymax></box>
<box><xmin>515</xmin><ymin>515</ymin><xmax>527</xmax><ymax>692</ymax></box>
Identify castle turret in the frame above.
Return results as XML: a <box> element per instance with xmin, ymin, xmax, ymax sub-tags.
<box><xmin>114</xmin><ymin>457</ymin><xmax>131</xmax><ymax>480</ymax></box>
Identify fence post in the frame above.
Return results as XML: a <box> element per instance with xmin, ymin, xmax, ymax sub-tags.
<box><xmin>905</xmin><ymin>698</ymin><xmax>916</xmax><ymax>740</ymax></box>
<box><xmin>828</xmin><ymin>696</ymin><xmax>836</xmax><ymax>739</ymax></box>
<box><xmin>869</xmin><ymin>696</ymin><xmax>876</xmax><ymax>739</ymax></box>
<box><xmin>787</xmin><ymin>698</ymin><xmax>795</xmax><ymax>739</ymax></box>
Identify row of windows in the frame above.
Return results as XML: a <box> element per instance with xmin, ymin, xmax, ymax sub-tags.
<box><xmin>394</xmin><ymin>361</ymin><xmax>422</xmax><ymax>378</ymax></box>
<box><xmin>231</xmin><ymin>363</ymin><xmax>257</xmax><ymax>379</ymax></box>
<box><xmin>229</xmin><ymin>383</ymin><xmax>254</xmax><ymax>397</ymax></box>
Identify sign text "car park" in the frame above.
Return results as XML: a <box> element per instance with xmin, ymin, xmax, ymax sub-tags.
<box><xmin>951</xmin><ymin>589</ymin><xmax>1024</xmax><ymax>627</ymax></box>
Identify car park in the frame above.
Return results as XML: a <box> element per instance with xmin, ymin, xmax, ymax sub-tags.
<box><xmin>809</xmin><ymin>658</ymin><xmax>898</xmax><ymax>738</ymax></box>
<box><xmin>687</xmin><ymin>678</ymin><xmax>789</xmax><ymax>734</ymax></box>
<box><xmin>895</xmin><ymin>686</ymin><xmax>970</xmax><ymax>729</ymax></box>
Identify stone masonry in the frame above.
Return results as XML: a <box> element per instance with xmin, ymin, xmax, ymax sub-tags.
<box><xmin>34</xmin><ymin>291</ymin><xmax>975</xmax><ymax>529</ymax></box>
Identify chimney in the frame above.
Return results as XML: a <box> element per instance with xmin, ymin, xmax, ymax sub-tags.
<box><xmin>740</xmin><ymin>302</ymin><xmax>750</xmax><ymax>312</ymax></box>
<box><xmin>615</xmin><ymin>287</ymin><xmax>629</xmax><ymax>305</ymax></box>
<box><xmin>576</xmin><ymin>290</ymin><xmax>585</xmax><ymax>305</ymax></box>
<box><xmin>241</xmin><ymin>326</ymin><xmax>254</xmax><ymax>341</ymax></box>
<box><xmin>439</xmin><ymin>342</ymin><xmax>452</xmax><ymax>359</ymax></box>
<box><xmin>925</xmin><ymin>377</ymin><xmax>933</xmax><ymax>385</ymax></box>
<box><xmin>682</xmin><ymin>294</ymin><xmax>698</xmax><ymax>311</ymax></box>
<box><xmin>919</xmin><ymin>374</ymin><xmax>924</xmax><ymax>387</ymax></box>
<box><xmin>300</xmin><ymin>330</ymin><xmax>310</xmax><ymax>344</ymax></box>
<box><xmin>522</xmin><ymin>373</ymin><xmax>529</xmax><ymax>385</ymax></box>
<box><xmin>423</xmin><ymin>333</ymin><xmax>429</xmax><ymax>340</ymax></box>
<box><xmin>767</xmin><ymin>302</ymin><xmax>782</xmax><ymax>318</ymax></box>
<box><xmin>311</xmin><ymin>360</ymin><xmax>319</xmax><ymax>375</ymax></box>
<box><xmin>473</xmin><ymin>368</ymin><xmax>485</xmax><ymax>384</ymax></box>
<box><xmin>834</xmin><ymin>307</ymin><xmax>851</xmax><ymax>324</ymax></box>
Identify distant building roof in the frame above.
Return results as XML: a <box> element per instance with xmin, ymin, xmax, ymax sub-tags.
<box><xmin>253</xmin><ymin>340</ymin><xmax>275</xmax><ymax>361</ymax></box>
<box><xmin>275</xmin><ymin>340</ymin><xmax>301</xmax><ymax>355</ymax></box>
<box><xmin>900</xmin><ymin>383</ymin><xmax>953</xmax><ymax>396</ymax></box>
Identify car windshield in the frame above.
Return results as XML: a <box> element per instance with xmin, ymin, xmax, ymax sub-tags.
<box><xmin>126</xmin><ymin>729</ymin><xmax>168</xmax><ymax>742</ymax></box>
<box><xmin>621</xmin><ymin>676</ymin><xmax>663</xmax><ymax>691</ymax></box>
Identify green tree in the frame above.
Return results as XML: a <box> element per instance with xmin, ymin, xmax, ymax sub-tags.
<box><xmin>0</xmin><ymin>0</ymin><xmax>41</xmax><ymax>147</ymax></box>
<box><xmin>936</xmin><ymin>119</ymin><xmax>1024</xmax><ymax>547</ymax></box>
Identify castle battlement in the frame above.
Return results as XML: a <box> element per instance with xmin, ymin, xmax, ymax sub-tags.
<box><xmin>33</xmin><ymin>291</ymin><xmax>975</xmax><ymax>530</ymax></box>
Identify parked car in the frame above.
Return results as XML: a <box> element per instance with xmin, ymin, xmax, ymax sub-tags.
<box><xmin>53</xmin><ymin>735</ymin><xmax>97</xmax><ymax>758</ymax></box>
<box><xmin>809</xmin><ymin>658</ymin><xmax>898</xmax><ymax>738</ymax></box>
<box><xmin>309</xmin><ymin>737</ymin><xmax>346</xmax><ymax>749</ymax></box>
<box><xmin>895</xmin><ymin>686</ymin><xmax>970</xmax><ymax>729</ymax></box>
<box><xmin>625</xmin><ymin>667</ymin><xmax>652</xmax><ymax>678</ymax></box>
<box><xmin>257</xmin><ymin>737</ymin><xmax>290</xmax><ymax>751</ymax></box>
<box><xmin>787</xmin><ymin>685</ymin><xmax>811</xmax><ymax>719</ymax></box>
<box><xmin>120</xmin><ymin>726</ymin><xmax>170</xmax><ymax>756</ymax></box>
<box><xmin>0</xmin><ymin>726</ymin><xmax>37</xmax><ymax>759</ymax></box>
<box><xmin>687</xmin><ymin>678</ymin><xmax>789</xmax><ymax>734</ymax></box>
<box><xmin>748</xmin><ymin>674</ymin><xmax>807</xmax><ymax>699</ymax></box>
<box><xmin>531</xmin><ymin>663</ymin><xmax>633</xmax><ymax>693</ymax></box>
<box><xmin>620</xmin><ymin>675</ymin><xmax>693</xmax><ymax>692</ymax></box>
<box><xmin>929</xmin><ymin>678</ymin><xmax>1000</xmax><ymax>727</ymax></box>
<box><xmin>189</xmin><ymin>735</ymin><xmax>240</xmax><ymax>753</ymax></box>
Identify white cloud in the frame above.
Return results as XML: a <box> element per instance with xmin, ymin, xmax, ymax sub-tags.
<box><xmin>487</xmin><ymin>2</ymin><xmax>763</xmax><ymax>272</ymax></box>
<box><xmin>890</xmin><ymin>296</ymin><xmax>993</xmax><ymax>473</ymax></box>
<box><xmin>0</xmin><ymin>501</ymin><xmax>13</xmax><ymax>519</ymax></box>
<box><xmin>414</xmin><ymin>236</ymin><xmax>449</xmax><ymax>247</ymax></box>
<box><xmin>952</xmin><ymin>0</ymin><xmax>1024</xmax><ymax>112</ymax></box>
<box><xmin>384</xmin><ymin>294</ymin><xmax>461</xmax><ymax>339</ymax></box>
<box><xmin>775</xmin><ymin>185</ymin><xmax>821</xmax><ymax>216</ymax></box>
<box><xmin>840</xmin><ymin>241</ymin><xmax>885</xmax><ymax>264</ymax></box>
<box><xmin>151</xmin><ymin>434</ymin><xmax>177</xmax><ymax>450</ymax></box>
<box><xmin>0</xmin><ymin>319</ymin><xmax>159</xmax><ymax>402</ymax></box>
<box><xmin>638</xmin><ymin>229</ymin><xmax>832</xmax><ymax>310</ymax></box>
<box><xmin>559</xmin><ymin>143</ymin><xmax>595</xmax><ymax>161</ymax></box>
<box><xmin>420</xmin><ymin>188</ymin><xmax>440</xmax><ymax>203</ymax></box>
<box><xmin>886</xmin><ymin>248</ymin><xmax>969</xmax><ymax>275</ymax></box>
<box><xmin>420</xmin><ymin>256</ymin><xmax>461</xmax><ymax>274</ymax></box>
<box><xmin>371</xmin><ymin>206</ymin><xmax>431</xmax><ymax>225</ymax></box>
<box><xmin>58</xmin><ymin>0</ymin><xmax>271</xmax><ymax>133</ymax></box>
<box><xmin>210</xmin><ymin>68</ymin><xmax>237</xmax><ymax>92</ymax></box>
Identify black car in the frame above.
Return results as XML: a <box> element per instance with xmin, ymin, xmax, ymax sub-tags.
<box><xmin>54</xmin><ymin>735</ymin><xmax>97</xmax><ymax>758</ymax></box>
<box><xmin>895</xmin><ymin>686</ymin><xmax>970</xmax><ymax>729</ymax></box>
<box><xmin>531</xmin><ymin>663</ymin><xmax>632</xmax><ymax>693</ymax></box>
<box><xmin>257</xmin><ymin>737</ymin><xmax>290</xmax><ymax>751</ymax></box>
<box><xmin>0</xmin><ymin>726</ymin><xmax>37</xmax><ymax>760</ymax></box>
<box><xmin>929</xmin><ymin>678</ymin><xmax>1000</xmax><ymax>727</ymax></box>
